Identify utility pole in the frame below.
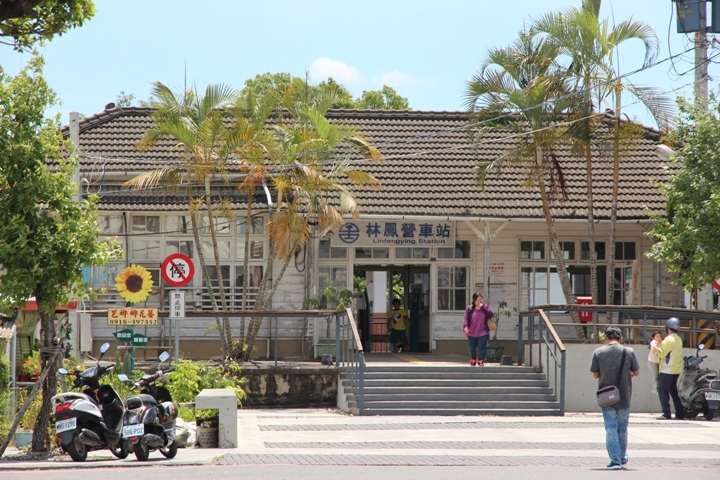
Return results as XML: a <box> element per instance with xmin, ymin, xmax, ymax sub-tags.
<box><xmin>696</xmin><ymin>0</ymin><xmax>710</xmax><ymax>110</ymax></box>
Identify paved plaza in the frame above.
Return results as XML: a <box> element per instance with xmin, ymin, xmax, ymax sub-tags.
<box><xmin>1</xmin><ymin>408</ymin><xmax>719</xmax><ymax>472</ymax></box>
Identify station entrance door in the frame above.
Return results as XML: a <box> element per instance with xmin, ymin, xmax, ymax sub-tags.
<box><xmin>354</xmin><ymin>265</ymin><xmax>430</xmax><ymax>353</ymax></box>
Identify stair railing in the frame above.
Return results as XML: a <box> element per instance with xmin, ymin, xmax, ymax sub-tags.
<box><xmin>518</xmin><ymin>308</ymin><xmax>566</xmax><ymax>415</ymax></box>
<box><xmin>336</xmin><ymin>307</ymin><xmax>365</xmax><ymax>415</ymax></box>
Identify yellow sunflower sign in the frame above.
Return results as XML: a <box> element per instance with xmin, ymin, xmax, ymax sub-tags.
<box><xmin>115</xmin><ymin>264</ymin><xmax>154</xmax><ymax>303</ymax></box>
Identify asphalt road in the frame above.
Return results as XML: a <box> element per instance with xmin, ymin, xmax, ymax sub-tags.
<box><xmin>3</xmin><ymin>464</ymin><xmax>720</xmax><ymax>480</ymax></box>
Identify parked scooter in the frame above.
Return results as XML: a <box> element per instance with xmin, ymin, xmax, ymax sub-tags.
<box><xmin>52</xmin><ymin>342</ymin><xmax>128</xmax><ymax>461</ymax></box>
<box><xmin>677</xmin><ymin>344</ymin><xmax>720</xmax><ymax>421</ymax></box>
<box><xmin>121</xmin><ymin>351</ymin><xmax>179</xmax><ymax>461</ymax></box>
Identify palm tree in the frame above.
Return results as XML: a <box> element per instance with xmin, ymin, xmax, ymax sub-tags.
<box><xmin>532</xmin><ymin>0</ymin><xmax>659</xmax><ymax>315</ymax></box>
<box><xmin>463</xmin><ymin>31</ymin><xmax>587</xmax><ymax>342</ymax></box>
<box><xmin>241</xmin><ymin>81</ymin><xmax>383</xmax><ymax>360</ymax></box>
<box><xmin>126</xmin><ymin>81</ymin><xmax>238</xmax><ymax>358</ymax></box>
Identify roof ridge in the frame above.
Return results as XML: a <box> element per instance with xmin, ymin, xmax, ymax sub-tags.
<box><xmin>61</xmin><ymin>107</ymin><xmax>154</xmax><ymax>135</ymax></box>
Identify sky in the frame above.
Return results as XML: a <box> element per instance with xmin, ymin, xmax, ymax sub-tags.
<box><xmin>1</xmin><ymin>0</ymin><xmax>717</xmax><ymax>128</ymax></box>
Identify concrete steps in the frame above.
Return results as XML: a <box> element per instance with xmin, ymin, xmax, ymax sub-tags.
<box><xmin>341</xmin><ymin>364</ymin><xmax>561</xmax><ymax>416</ymax></box>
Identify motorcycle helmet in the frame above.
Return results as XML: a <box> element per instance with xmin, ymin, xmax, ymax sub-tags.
<box><xmin>666</xmin><ymin>317</ymin><xmax>681</xmax><ymax>332</ymax></box>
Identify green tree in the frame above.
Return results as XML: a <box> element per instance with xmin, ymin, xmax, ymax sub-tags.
<box><xmin>0</xmin><ymin>56</ymin><xmax>112</xmax><ymax>451</ymax></box>
<box><xmin>647</xmin><ymin>98</ymin><xmax>720</xmax><ymax>294</ymax></box>
<box><xmin>532</xmin><ymin>0</ymin><xmax>659</xmax><ymax>309</ymax></box>
<box><xmin>463</xmin><ymin>30</ymin><xmax>586</xmax><ymax>342</ymax></box>
<box><xmin>126</xmin><ymin>82</ymin><xmax>240</xmax><ymax>359</ymax></box>
<box><xmin>0</xmin><ymin>0</ymin><xmax>95</xmax><ymax>51</ymax></box>
<box><xmin>355</xmin><ymin>85</ymin><xmax>410</xmax><ymax>110</ymax></box>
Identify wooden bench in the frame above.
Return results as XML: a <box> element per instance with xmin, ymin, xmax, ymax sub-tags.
<box><xmin>195</xmin><ymin>388</ymin><xmax>237</xmax><ymax>448</ymax></box>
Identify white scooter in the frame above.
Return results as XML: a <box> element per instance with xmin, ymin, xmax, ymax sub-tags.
<box><xmin>677</xmin><ymin>344</ymin><xmax>720</xmax><ymax>421</ymax></box>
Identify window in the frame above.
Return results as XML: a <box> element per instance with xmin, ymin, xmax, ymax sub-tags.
<box><xmin>520</xmin><ymin>267</ymin><xmax>548</xmax><ymax>310</ymax></box>
<box><xmin>166</xmin><ymin>215</ymin><xmax>192</xmax><ymax>234</ymax></box>
<box><xmin>236</xmin><ymin>240</ymin><xmax>264</xmax><ymax>260</ymax></box>
<box><xmin>520</xmin><ymin>241</ymin><xmax>545</xmax><ymax>260</ymax></box>
<box><xmin>98</xmin><ymin>215</ymin><xmax>124</xmax><ymax>235</ymax></box>
<box><xmin>236</xmin><ymin>216</ymin><xmax>264</xmax><ymax>235</ymax></box>
<box><xmin>437</xmin><ymin>266</ymin><xmax>469</xmax><ymax>311</ymax></box>
<box><xmin>438</xmin><ymin>240</ymin><xmax>471</xmax><ymax>259</ymax></box>
<box><xmin>202</xmin><ymin>215</ymin><xmax>231</xmax><ymax>234</ymax></box>
<box><xmin>319</xmin><ymin>240</ymin><xmax>347</xmax><ymax>259</ymax></box>
<box><xmin>132</xmin><ymin>215</ymin><xmax>160</xmax><ymax>234</ymax></box>
<box><xmin>395</xmin><ymin>247</ymin><xmax>430</xmax><ymax>259</ymax></box>
<box><xmin>615</xmin><ymin>242</ymin><xmax>636</xmax><ymax>260</ymax></box>
<box><xmin>92</xmin><ymin>263</ymin><xmax>122</xmax><ymax>288</ymax></box>
<box><xmin>166</xmin><ymin>240</ymin><xmax>194</xmax><ymax>258</ymax></box>
<box><xmin>202</xmin><ymin>240</ymin><xmax>230</xmax><ymax>260</ymax></box>
<box><xmin>412</xmin><ymin>248</ymin><xmax>429</xmax><ymax>259</ymax></box>
<box><xmin>131</xmin><ymin>240</ymin><xmax>161</xmax><ymax>259</ymax></box>
<box><xmin>581</xmin><ymin>241</ymin><xmax>606</xmax><ymax>260</ymax></box>
<box><xmin>319</xmin><ymin>265</ymin><xmax>347</xmax><ymax>290</ymax></box>
<box><xmin>373</xmin><ymin>248</ymin><xmax>389</xmax><ymax>259</ymax></box>
<box><xmin>551</xmin><ymin>241</ymin><xmax>575</xmax><ymax>261</ymax></box>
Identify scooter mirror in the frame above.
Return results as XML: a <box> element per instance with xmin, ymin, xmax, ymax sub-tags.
<box><xmin>158</xmin><ymin>351</ymin><xmax>170</xmax><ymax>363</ymax></box>
<box><xmin>100</xmin><ymin>342</ymin><xmax>110</xmax><ymax>354</ymax></box>
<box><xmin>117</xmin><ymin>374</ymin><xmax>129</xmax><ymax>382</ymax></box>
<box><xmin>699</xmin><ymin>344</ymin><xmax>705</xmax><ymax>350</ymax></box>
<box><xmin>58</xmin><ymin>368</ymin><xmax>69</xmax><ymax>375</ymax></box>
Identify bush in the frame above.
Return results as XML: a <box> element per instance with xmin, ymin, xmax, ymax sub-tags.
<box><xmin>0</xmin><ymin>354</ymin><xmax>9</xmax><ymax>388</ymax></box>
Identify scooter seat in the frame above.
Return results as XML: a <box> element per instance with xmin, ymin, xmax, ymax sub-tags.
<box><xmin>126</xmin><ymin>394</ymin><xmax>157</xmax><ymax>409</ymax></box>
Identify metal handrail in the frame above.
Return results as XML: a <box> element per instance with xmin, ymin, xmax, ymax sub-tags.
<box><xmin>335</xmin><ymin>308</ymin><xmax>365</xmax><ymax>415</ymax></box>
<box><xmin>518</xmin><ymin>308</ymin><xmax>566</xmax><ymax>415</ymax></box>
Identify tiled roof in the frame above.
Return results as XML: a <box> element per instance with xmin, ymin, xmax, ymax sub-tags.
<box><xmin>64</xmin><ymin>107</ymin><xmax>672</xmax><ymax>220</ymax></box>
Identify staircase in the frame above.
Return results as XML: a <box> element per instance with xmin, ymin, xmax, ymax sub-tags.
<box><xmin>342</xmin><ymin>364</ymin><xmax>562</xmax><ymax>416</ymax></box>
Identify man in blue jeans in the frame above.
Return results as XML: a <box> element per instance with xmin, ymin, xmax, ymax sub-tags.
<box><xmin>590</xmin><ymin>327</ymin><xmax>640</xmax><ymax>470</ymax></box>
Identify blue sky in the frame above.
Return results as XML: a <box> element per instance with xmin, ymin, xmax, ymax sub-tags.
<box><xmin>1</xmin><ymin>0</ymin><xmax>716</xmax><ymax>128</ymax></box>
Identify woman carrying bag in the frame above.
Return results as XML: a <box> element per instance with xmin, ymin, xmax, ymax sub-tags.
<box><xmin>463</xmin><ymin>293</ymin><xmax>493</xmax><ymax>366</ymax></box>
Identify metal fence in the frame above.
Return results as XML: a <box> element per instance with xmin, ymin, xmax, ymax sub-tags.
<box><xmin>336</xmin><ymin>308</ymin><xmax>365</xmax><ymax>415</ymax></box>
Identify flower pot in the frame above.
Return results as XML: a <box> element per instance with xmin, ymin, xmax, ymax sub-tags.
<box><xmin>485</xmin><ymin>345</ymin><xmax>504</xmax><ymax>363</ymax></box>
<box><xmin>195</xmin><ymin>425</ymin><xmax>218</xmax><ymax>448</ymax></box>
<box><xmin>14</xmin><ymin>431</ymin><xmax>33</xmax><ymax>448</ymax></box>
<box><xmin>18</xmin><ymin>374</ymin><xmax>30</xmax><ymax>382</ymax></box>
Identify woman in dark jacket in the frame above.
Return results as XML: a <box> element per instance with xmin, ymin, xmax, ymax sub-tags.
<box><xmin>463</xmin><ymin>293</ymin><xmax>493</xmax><ymax>366</ymax></box>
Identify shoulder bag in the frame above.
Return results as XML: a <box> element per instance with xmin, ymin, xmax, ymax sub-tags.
<box><xmin>487</xmin><ymin>312</ymin><xmax>497</xmax><ymax>331</ymax></box>
<box><xmin>596</xmin><ymin>347</ymin><xmax>627</xmax><ymax>408</ymax></box>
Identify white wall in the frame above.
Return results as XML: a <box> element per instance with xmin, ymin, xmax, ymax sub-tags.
<box><xmin>533</xmin><ymin>344</ymin><xmax>720</xmax><ymax>413</ymax></box>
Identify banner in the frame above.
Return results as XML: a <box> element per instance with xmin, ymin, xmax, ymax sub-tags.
<box><xmin>107</xmin><ymin>308</ymin><xmax>159</xmax><ymax>326</ymax></box>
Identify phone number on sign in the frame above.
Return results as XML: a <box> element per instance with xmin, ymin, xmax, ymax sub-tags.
<box><xmin>107</xmin><ymin>308</ymin><xmax>158</xmax><ymax>325</ymax></box>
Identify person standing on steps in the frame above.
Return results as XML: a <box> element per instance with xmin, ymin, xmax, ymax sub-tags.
<box><xmin>387</xmin><ymin>298</ymin><xmax>410</xmax><ymax>353</ymax></box>
<box><xmin>590</xmin><ymin>327</ymin><xmax>640</xmax><ymax>470</ymax></box>
<box><xmin>656</xmin><ymin>317</ymin><xmax>686</xmax><ymax>420</ymax></box>
<box><xmin>463</xmin><ymin>293</ymin><xmax>492</xmax><ymax>366</ymax></box>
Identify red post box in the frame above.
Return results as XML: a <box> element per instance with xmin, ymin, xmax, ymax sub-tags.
<box><xmin>577</xmin><ymin>296</ymin><xmax>593</xmax><ymax>323</ymax></box>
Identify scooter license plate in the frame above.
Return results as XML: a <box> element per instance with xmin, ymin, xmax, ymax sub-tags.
<box><xmin>705</xmin><ymin>392</ymin><xmax>720</xmax><ymax>401</ymax></box>
<box><xmin>55</xmin><ymin>417</ymin><xmax>76</xmax><ymax>433</ymax></box>
<box><xmin>122</xmin><ymin>424</ymin><xmax>144</xmax><ymax>438</ymax></box>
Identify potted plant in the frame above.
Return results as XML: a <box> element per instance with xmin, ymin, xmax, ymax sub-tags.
<box><xmin>194</xmin><ymin>408</ymin><xmax>219</xmax><ymax>448</ymax></box>
<box><xmin>485</xmin><ymin>301</ymin><xmax>516</xmax><ymax>363</ymax></box>
<box><xmin>304</xmin><ymin>286</ymin><xmax>353</xmax><ymax>359</ymax></box>
<box><xmin>19</xmin><ymin>351</ymin><xmax>41</xmax><ymax>382</ymax></box>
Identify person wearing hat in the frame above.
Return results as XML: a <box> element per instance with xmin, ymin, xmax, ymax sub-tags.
<box><xmin>590</xmin><ymin>326</ymin><xmax>640</xmax><ymax>470</ymax></box>
<box><xmin>656</xmin><ymin>317</ymin><xmax>686</xmax><ymax>420</ymax></box>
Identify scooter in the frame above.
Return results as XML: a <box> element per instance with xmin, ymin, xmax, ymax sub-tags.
<box><xmin>52</xmin><ymin>342</ymin><xmax>128</xmax><ymax>461</ymax></box>
<box><xmin>121</xmin><ymin>351</ymin><xmax>179</xmax><ymax>461</ymax></box>
<box><xmin>677</xmin><ymin>344</ymin><xmax>720</xmax><ymax>421</ymax></box>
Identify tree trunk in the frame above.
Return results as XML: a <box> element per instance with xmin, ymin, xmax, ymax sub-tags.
<box><xmin>31</xmin><ymin>306</ymin><xmax>59</xmax><ymax>452</ymax></box>
<box><xmin>242</xmin><ymin>239</ymin><xmax>279</xmax><ymax>361</ymax></box>
<box><xmin>239</xmin><ymin>192</ymin><xmax>253</xmax><ymax>352</ymax></box>
<box><xmin>584</xmin><ymin>86</ymin><xmax>598</xmax><ymax>325</ymax></box>
<box><xmin>606</xmin><ymin>85</ymin><xmax>622</xmax><ymax>328</ymax></box>
<box><xmin>204</xmin><ymin>177</ymin><xmax>232</xmax><ymax>353</ymax></box>
<box><xmin>189</xmin><ymin>193</ymin><xmax>227</xmax><ymax>359</ymax></box>
<box><xmin>537</xmin><ymin>149</ymin><xmax>586</xmax><ymax>343</ymax></box>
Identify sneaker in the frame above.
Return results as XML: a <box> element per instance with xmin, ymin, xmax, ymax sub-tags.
<box><xmin>656</xmin><ymin>415</ymin><xmax>671</xmax><ymax>420</ymax></box>
<box><xmin>470</xmin><ymin>359</ymin><xmax>477</xmax><ymax>366</ymax></box>
<box><xmin>397</xmin><ymin>346</ymin><xmax>403</xmax><ymax>353</ymax></box>
<box><xmin>606</xmin><ymin>463</ymin><xmax>622</xmax><ymax>470</ymax></box>
<box><xmin>477</xmin><ymin>360</ymin><xmax>484</xmax><ymax>366</ymax></box>
<box><xmin>622</xmin><ymin>455</ymin><xmax>629</xmax><ymax>466</ymax></box>
<box><xmin>651</xmin><ymin>389</ymin><xmax>658</xmax><ymax>395</ymax></box>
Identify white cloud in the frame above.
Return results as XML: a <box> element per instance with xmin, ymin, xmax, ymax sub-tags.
<box><xmin>378</xmin><ymin>71</ymin><xmax>419</xmax><ymax>87</ymax></box>
<box><xmin>308</xmin><ymin>58</ymin><xmax>361</xmax><ymax>84</ymax></box>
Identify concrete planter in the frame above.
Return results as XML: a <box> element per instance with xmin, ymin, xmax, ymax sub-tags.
<box><xmin>485</xmin><ymin>345</ymin><xmax>504</xmax><ymax>363</ymax></box>
<box><xmin>314</xmin><ymin>344</ymin><xmax>336</xmax><ymax>359</ymax></box>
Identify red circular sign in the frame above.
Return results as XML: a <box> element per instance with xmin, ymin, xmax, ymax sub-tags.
<box><xmin>161</xmin><ymin>253</ymin><xmax>195</xmax><ymax>287</ymax></box>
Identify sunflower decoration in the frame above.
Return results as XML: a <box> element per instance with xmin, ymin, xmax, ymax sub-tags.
<box><xmin>115</xmin><ymin>264</ymin><xmax>154</xmax><ymax>303</ymax></box>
